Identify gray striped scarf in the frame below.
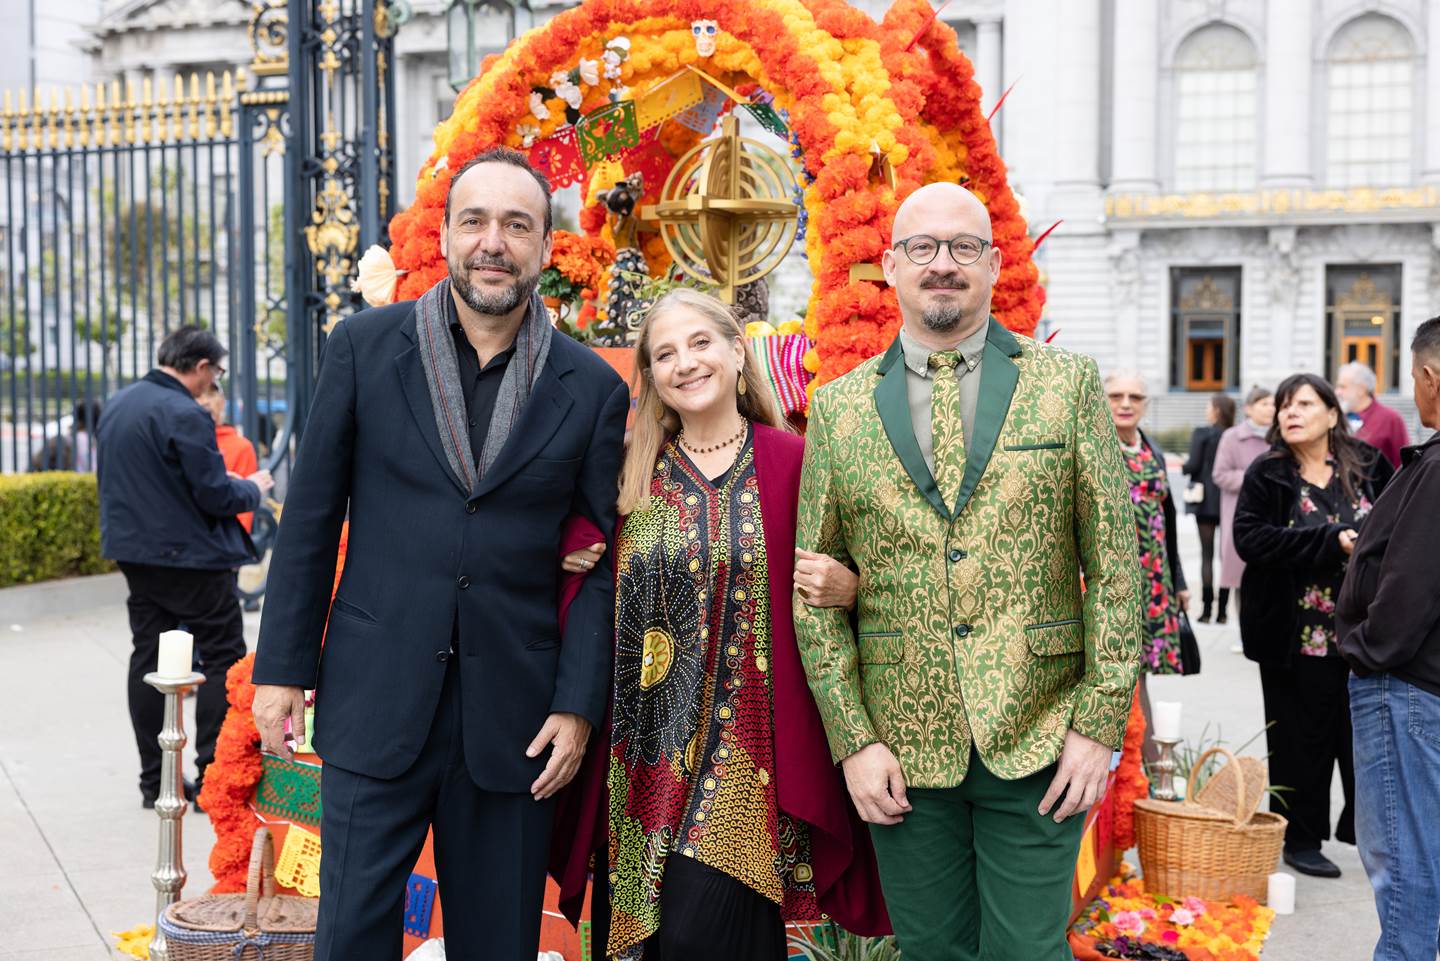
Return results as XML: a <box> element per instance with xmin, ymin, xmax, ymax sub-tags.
<box><xmin>414</xmin><ymin>277</ymin><xmax>552</xmax><ymax>494</ymax></box>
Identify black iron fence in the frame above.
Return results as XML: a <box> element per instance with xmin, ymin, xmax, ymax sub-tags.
<box><xmin>0</xmin><ymin>73</ymin><xmax>289</xmax><ymax>473</ymax></box>
<box><xmin>1</xmin><ymin>0</ymin><xmax>399</xmax><ymax>476</ymax></box>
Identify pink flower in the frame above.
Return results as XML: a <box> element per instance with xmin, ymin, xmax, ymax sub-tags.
<box><xmin>1113</xmin><ymin>910</ymin><xmax>1148</xmax><ymax>937</ymax></box>
<box><xmin>1162</xmin><ymin>929</ymin><xmax>1181</xmax><ymax>944</ymax></box>
<box><xmin>1170</xmin><ymin>907</ymin><xmax>1196</xmax><ymax>925</ymax></box>
<box><xmin>1183</xmin><ymin>896</ymin><xmax>1208</xmax><ymax>916</ymax></box>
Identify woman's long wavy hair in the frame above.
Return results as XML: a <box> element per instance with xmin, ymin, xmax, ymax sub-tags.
<box><xmin>1265</xmin><ymin>372</ymin><xmax>1371</xmax><ymax>501</ymax></box>
<box><xmin>618</xmin><ymin>288</ymin><xmax>786</xmax><ymax>516</ymax></box>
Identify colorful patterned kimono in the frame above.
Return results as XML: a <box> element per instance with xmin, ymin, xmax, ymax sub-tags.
<box><xmin>1121</xmin><ymin>439</ymin><xmax>1183</xmax><ymax>674</ymax></box>
<box><xmin>607</xmin><ymin>432</ymin><xmax>817</xmax><ymax>959</ymax></box>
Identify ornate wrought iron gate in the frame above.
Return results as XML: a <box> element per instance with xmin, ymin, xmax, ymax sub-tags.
<box><xmin>0</xmin><ymin>0</ymin><xmax>398</xmax><ymax>473</ymax></box>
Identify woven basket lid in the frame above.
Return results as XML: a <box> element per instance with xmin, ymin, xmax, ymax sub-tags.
<box><xmin>164</xmin><ymin>827</ymin><xmax>317</xmax><ymax>934</ymax></box>
<box><xmin>1191</xmin><ymin>747</ymin><xmax>1268</xmax><ymax>824</ymax></box>
<box><xmin>165</xmin><ymin>894</ymin><xmax>318</xmax><ymax>933</ymax></box>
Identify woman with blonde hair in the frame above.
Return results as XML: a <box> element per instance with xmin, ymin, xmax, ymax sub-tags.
<box><xmin>596</xmin><ymin>288</ymin><xmax>889</xmax><ymax>960</ymax></box>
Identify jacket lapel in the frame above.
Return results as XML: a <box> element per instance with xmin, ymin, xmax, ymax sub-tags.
<box><xmin>396</xmin><ymin>311</ymin><xmax>471</xmax><ymax>496</ymax></box>
<box><xmin>951</xmin><ymin>318</ymin><xmax>1022</xmax><ymax>518</ymax></box>
<box><xmin>873</xmin><ymin>337</ymin><xmax>949</xmax><ymax>520</ymax></box>
<box><xmin>472</xmin><ymin>348</ymin><xmax>576</xmax><ymax>498</ymax></box>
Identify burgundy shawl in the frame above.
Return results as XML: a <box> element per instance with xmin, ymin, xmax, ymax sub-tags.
<box><xmin>549</xmin><ymin>424</ymin><xmax>891</xmax><ymax>935</ymax></box>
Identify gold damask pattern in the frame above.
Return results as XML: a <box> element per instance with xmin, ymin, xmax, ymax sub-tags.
<box><xmin>794</xmin><ymin>326</ymin><xmax>1143</xmax><ymax>788</ymax></box>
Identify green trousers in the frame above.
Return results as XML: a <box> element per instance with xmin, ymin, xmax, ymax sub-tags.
<box><xmin>867</xmin><ymin>749</ymin><xmax>1085</xmax><ymax>961</ymax></box>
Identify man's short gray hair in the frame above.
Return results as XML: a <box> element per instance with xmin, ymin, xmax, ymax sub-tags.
<box><xmin>1337</xmin><ymin>361</ymin><xmax>1377</xmax><ymax>396</ymax></box>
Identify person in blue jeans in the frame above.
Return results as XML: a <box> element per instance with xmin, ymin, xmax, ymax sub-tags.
<box><xmin>1338</xmin><ymin>315</ymin><xmax>1440</xmax><ymax>961</ymax></box>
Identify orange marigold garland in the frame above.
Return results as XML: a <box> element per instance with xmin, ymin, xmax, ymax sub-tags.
<box><xmin>385</xmin><ymin>0</ymin><xmax>1045</xmax><ymax>410</ymax></box>
<box><xmin>1113</xmin><ymin>684</ymin><xmax>1151</xmax><ymax>852</ymax></box>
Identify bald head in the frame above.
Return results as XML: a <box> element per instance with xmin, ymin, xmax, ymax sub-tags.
<box><xmin>892</xmin><ymin>183</ymin><xmax>993</xmax><ymax>246</ymax></box>
<box><xmin>882</xmin><ymin>183</ymin><xmax>1001</xmax><ymax>347</ymax></box>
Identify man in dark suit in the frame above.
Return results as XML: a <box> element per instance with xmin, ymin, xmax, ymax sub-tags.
<box><xmin>251</xmin><ymin>148</ymin><xmax>628</xmax><ymax>961</ymax></box>
<box><xmin>96</xmin><ymin>325</ymin><xmax>273</xmax><ymax>807</ymax></box>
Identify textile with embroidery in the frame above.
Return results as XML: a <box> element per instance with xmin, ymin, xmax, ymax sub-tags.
<box><xmin>1122</xmin><ymin>440</ymin><xmax>1182</xmax><ymax>674</ymax></box>
<box><xmin>606</xmin><ymin>432</ymin><xmax>816</xmax><ymax>960</ymax></box>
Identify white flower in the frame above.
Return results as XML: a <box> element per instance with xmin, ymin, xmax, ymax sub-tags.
<box><xmin>549</xmin><ymin>70</ymin><xmax>571</xmax><ymax>89</ymax></box>
<box><xmin>529</xmin><ymin>91</ymin><xmax>550</xmax><ymax>120</ymax></box>
<box><xmin>609</xmin><ymin>85</ymin><xmax>630</xmax><ymax>102</ymax></box>
<box><xmin>602</xmin><ymin>50</ymin><xmax>623</xmax><ymax>79</ymax></box>
<box><xmin>606</xmin><ymin>36</ymin><xmax>631</xmax><ymax>53</ymax></box>
<box><xmin>578</xmin><ymin>57</ymin><xmax>600</xmax><ymax>87</ymax></box>
<box><xmin>351</xmin><ymin>244</ymin><xmax>398</xmax><ymax>307</ymax></box>
<box><xmin>555</xmin><ymin>80</ymin><xmax>583</xmax><ymax>110</ymax></box>
<box><xmin>516</xmin><ymin>123</ymin><xmax>540</xmax><ymax>147</ymax></box>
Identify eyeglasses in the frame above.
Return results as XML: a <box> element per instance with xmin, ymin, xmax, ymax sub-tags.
<box><xmin>206</xmin><ymin>361</ymin><xmax>226</xmax><ymax>379</ymax></box>
<box><xmin>893</xmin><ymin>234</ymin><xmax>992</xmax><ymax>267</ymax></box>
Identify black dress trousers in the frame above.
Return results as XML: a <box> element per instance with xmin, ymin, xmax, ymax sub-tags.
<box><xmin>1259</xmin><ymin>656</ymin><xmax>1355</xmax><ymax>852</ymax></box>
<box><xmin>314</xmin><ymin>657</ymin><xmax>555</xmax><ymax>961</ymax></box>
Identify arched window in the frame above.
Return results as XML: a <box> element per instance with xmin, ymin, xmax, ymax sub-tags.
<box><xmin>1172</xmin><ymin>23</ymin><xmax>1259</xmax><ymax>192</ymax></box>
<box><xmin>1326</xmin><ymin>14</ymin><xmax>1416</xmax><ymax>187</ymax></box>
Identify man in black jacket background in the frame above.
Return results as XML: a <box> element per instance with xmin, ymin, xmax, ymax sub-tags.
<box><xmin>96</xmin><ymin>326</ymin><xmax>274</xmax><ymax>806</ymax></box>
<box><xmin>1338</xmin><ymin>315</ymin><xmax>1440</xmax><ymax>961</ymax></box>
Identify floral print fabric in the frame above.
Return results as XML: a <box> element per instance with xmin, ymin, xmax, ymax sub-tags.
<box><xmin>1122</xmin><ymin>440</ymin><xmax>1183</xmax><ymax>675</ymax></box>
<box><xmin>1290</xmin><ymin>464</ymin><xmax>1372</xmax><ymax>658</ymax></box>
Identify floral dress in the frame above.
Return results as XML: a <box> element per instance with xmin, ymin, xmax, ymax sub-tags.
<box><xmin>1290</xmin><ymin>466</ymin><xmax>1373</xmax><ymax>657</ymax></box>
<box><xmin>1121</xmin><ymin>439</ymin><xmax>1183</xmax><ymax>674</ymax></box>
<box><xmin>606</xmin><ymin>430</ymin><xmax>816</xmax><ymax>959</ymax></box>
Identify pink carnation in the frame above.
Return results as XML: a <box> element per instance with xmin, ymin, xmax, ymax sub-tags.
<box><xmin>1182</xmin><ymin>896</ymin><xmax>1208</xmax><ymax>916</ymax></box>
<box><xmin>1170</xmin><ymin>907</ymin><xmax>1196</xmax><ymax>925</ymax></box>
<box><xmin>1113</xmin><ymin>910</ymin><xmax>1148</xmax><ymax>936</ymax></box>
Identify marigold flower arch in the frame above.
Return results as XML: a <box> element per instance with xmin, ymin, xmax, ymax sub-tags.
<box><xmin>386</xmin><ymin>0</ymin><xmax>1044</xmax><ymax>394</ymax></box>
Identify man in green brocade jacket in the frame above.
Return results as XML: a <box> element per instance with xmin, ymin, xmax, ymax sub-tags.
<box><xmin>795</xmin><ymin>183</ymin><xmax>1143</xmax><ymax>960</ymax></box>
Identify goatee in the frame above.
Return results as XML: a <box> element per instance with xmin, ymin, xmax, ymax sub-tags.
<box><xmin>920</xmin><ymin>301</ymin><xmax>965</xmax><ymax>332</ymax></box>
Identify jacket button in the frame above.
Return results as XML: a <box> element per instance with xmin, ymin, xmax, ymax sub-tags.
<box><xmin>435</xmin><ymin>650</ymin><xmax>450</xmax><ymax>662</ymax></box>
<box><xmin>954</xmin><ymin>624</ymin><xmax>972</xmax><ymax>638</ymax></box>
<box><xmin>949</xmin><ymin>548</ymin><xmax>966</xmax><ymax>562</ymax></box>
<box><xmin>465</xmin><ymin>501</ymin><xmax>477</xmax><ymax>514</ymax></box>
<box><xmin>457</xmin><ymin>575</ymin><xmax>471</xmax><ymax>589</ymax></box>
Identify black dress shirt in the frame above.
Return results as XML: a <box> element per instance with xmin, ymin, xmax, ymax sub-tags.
<box><xmin>450</xmin><ymin>320</ymin><xmax>516</xmax><ymax>465</ymax></box>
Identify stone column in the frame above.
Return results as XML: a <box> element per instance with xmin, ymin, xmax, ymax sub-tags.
<box><xmin>1051</xmin><ymin>0</ymin><xmax>1104</xmax><ymax>226</ymax></box>
<box><xmin>975</xmin><ymin>17</ymin><xmax>1003</xmax><ymax>120</ymax></box>
<box><xmin>1263</xmin><ymin>0</ymin><xmax>1313</xmax><ymax>187</ymax></box>
<box><xmin>1109</xmin><ymin>0</ymin><xmax>1160</xmax><ymax>193</ymax></box>
<box><xmin>1426</xmin><ymin>4</ymin><xmax>1440</xmax><ymax>183</ymax></box>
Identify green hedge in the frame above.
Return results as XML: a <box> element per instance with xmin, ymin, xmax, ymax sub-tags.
<box><xmin>0</xmin><ymin>473</ymin><xmax>114</xmax><ymax>588</ymax></box>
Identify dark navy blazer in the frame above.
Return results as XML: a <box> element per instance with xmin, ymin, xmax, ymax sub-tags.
<box><xmin>252</xmin><ymin>301</ymin><xmax>628</xmax><ymax>789</ymax></box>
<box><xmin>97</xmin><ymin>370</ymin><xmax>261</xmax><ymax>570</ymax></box>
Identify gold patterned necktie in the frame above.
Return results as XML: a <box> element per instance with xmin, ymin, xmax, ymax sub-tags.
<box><xmin>928</xmin><ymin>350</ymin><xmax>965</xmax><ymax>508</ymax></box>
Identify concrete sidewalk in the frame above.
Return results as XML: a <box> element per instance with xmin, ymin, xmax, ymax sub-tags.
<box><xmin>0</xmin><ymin>502</ymin><xmax>1381</xmax><ymax>959</ymax></box>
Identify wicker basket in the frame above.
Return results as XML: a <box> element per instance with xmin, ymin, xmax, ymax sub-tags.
<box><xmin>1135</xmin><ymin>747</ymin><xmax>1286</xmax><ymax>903</ymax></box>
<box><xmin>160</xmin><ymin>827</ymin><xmax>318</xmax><ymax>961</ymax></box>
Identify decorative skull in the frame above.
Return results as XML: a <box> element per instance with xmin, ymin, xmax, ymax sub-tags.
<box><xmin>692</xmin><ymin>20</ymin><xmax>718</xmax><ymax>57</ymax></box>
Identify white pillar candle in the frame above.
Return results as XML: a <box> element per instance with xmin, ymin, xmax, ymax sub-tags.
<box><xmin>1268</xmin><ymin>872</ymin><xmax>1296</xmax><ymax>914</ymax></box>
<box><xmin>1152</xmin><ymin>700</ymin><xmax>1182</xmax><ymax>740</ymax></box>
<box><xmin>156</xmin><ymin>630</ymin><xmax>194</xmax><ymax>678</ymax></box>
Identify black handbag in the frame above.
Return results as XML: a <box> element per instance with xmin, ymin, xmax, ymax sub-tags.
<box><xmin>1178</xmin><ymin>610</ymin><xmax>1202</xmax><ymax>676</ymax></box>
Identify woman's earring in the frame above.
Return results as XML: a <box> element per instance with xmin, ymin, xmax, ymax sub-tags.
<box><xmin>654</xmin><ymin>397</ymin><xmax>667</xmax><ymax>422</ymax></box>
<box><xmin>737</xmin><ymin>371</ymin><xmax>747</xmax><ymax>396</ymax></box>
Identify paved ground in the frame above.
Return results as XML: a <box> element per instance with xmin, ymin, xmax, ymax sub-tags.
<box><xmin>0</xmin><ymin>476</ymin><xmax>1381</xmax><ymax>960</ymax></box>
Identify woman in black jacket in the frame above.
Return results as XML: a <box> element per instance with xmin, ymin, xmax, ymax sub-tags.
<box><xmin>1233</xmin><ymin>373</ymin><xmax>1393</xmax><ymax>879</ymax></box>
<box><xmin>1183</xmin><ymin>393</ymin><xmax>1236</xmax><ymax>622</ymax></box>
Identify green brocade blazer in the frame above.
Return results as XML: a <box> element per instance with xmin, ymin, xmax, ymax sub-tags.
<box><xmin>794</xmin><ymin>319</ymin><xmax>1143</xmax><ymax>788</ymax></box>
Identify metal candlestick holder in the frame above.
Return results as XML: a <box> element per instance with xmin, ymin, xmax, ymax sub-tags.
<box><xmin>142</xmin><ymin>670</ymin><xmax>206</xmax><ymax>961</ymax></box>
<box><xmin>1151</xmin><ymin>735</ymin><xmax>1183</xmax><ymax>801</ymax></box>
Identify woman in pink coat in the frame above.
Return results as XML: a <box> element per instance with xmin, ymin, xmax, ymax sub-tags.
<box><xmin>1211</xmin><ymin>386</ymin><xmax>1275</xmax><ymax>621</ymax></box>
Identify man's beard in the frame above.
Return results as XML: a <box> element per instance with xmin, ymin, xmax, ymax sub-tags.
<box><xmin>918</xmin><ymin>272</ymin><xmax>972</xmax><ymax>332</ymax></box>
<box><xmin>449</xmin><ymin>253</ymin><xmax>540</xmax><ymax>316</ymax></box>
